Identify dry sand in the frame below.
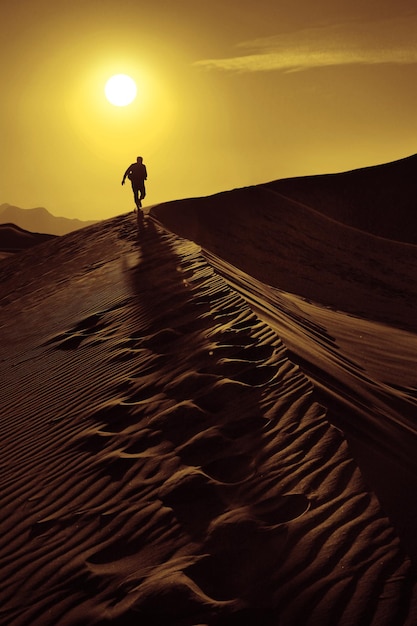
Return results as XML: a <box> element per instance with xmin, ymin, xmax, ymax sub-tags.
<box><xmin>1</xmin><ymin>166</ymin><xmax>417</xmax><ymax>624</ymax></box>
<box><xmin>0</xmin><ymin>224</ymin><xmax>56</xmax><ymax>260</ymax></box>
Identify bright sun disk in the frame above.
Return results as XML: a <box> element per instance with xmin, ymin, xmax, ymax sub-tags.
<box><xmin>105</xmin><ymin>74</ymin><xmax>137</xmax><ymax>107</ymax></box>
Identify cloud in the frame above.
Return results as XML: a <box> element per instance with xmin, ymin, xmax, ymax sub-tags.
<box><xmin>194</xmin><ymin>15</ymin><xmax>417</xmax><ymax>72</ymax></box>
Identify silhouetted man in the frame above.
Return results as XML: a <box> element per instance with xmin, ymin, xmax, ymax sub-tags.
<box><xmin>121</xmin><ymin>156</ymin><xmax>148</xmax><ymax>209</ymax></box>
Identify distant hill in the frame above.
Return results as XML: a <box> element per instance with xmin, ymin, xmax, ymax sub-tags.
<box><xmin>0</xmin><ymin>204</ymin><xmax>97</xmax><ymax>236</ymax></box>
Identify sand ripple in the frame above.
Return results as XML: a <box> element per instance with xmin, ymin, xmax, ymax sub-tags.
<box><xmin>0</xmin><ymin>214</ymin><xmax>416</xmax><ymax>624</ymax></box>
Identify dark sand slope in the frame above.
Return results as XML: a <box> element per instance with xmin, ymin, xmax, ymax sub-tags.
<box><xmin>268</xmin><ymin>153</ymin><xmax>417</xmax><ymax>245</ymax></box>
<box><xmin>0</xmin><ymin>224</ymin><xmax>56</xmax><ymax>260</ymax></box>
<box><xmin>152</xmin><ymin>182</ymin><xmax>417</xmax><ymax>333</ymax></box>
<box><xmin>1</xmin><ymin>214</ymin><xmax>417</xmax><ymax>625</ymax></box>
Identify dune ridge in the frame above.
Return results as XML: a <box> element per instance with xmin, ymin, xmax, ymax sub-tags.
<box><xmin>195</xmin><ymin>245</ymin><xmax>417</xmax><ymax>557</ymax></box>
<box><xmin>1</xmin><ymin>212</ymin><xmax>417</xmax><ymax>624</ymax></box>
<box><xmin>267</xmin><ymin>153</ymin><xmax>417</xmax><ymax>245</ymax></box>
<box><xmin>151</xmin><ymin>182</ymin><xmax>417</xmax><ymax>332</ymax></box>
<box><xmin>152</xmin><ymin>160</ymin><xmax>417</xmax><ymax>562</ymax></box>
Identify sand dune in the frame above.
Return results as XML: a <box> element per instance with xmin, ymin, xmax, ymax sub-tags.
<box><xmin>1</xmin><ymin>191</ymin><xmax>417</xmax><ymax>625</ymax></box>
<box><xmin>190</xmin><ymin>247</ymin><xmax>417</xmax><ymax>560</ymax></box>
<box><xmin>267</xmin><ymin>153</ymin><xmax>417</xmax><ymax>245</ymax></box>
<box><xmin>152</xmin><ymin>161</ymin><xmax>417</xmax><ymax>565</ymax></box>
<box><xmin>0</xmin><ymin>223</ymin><xmax>56</xmax><ymax>260</ymax></box>
<box><xmin>152</xmin><ymin>178</ymin><xmax>417</xmax><ymax>333</ymax></box>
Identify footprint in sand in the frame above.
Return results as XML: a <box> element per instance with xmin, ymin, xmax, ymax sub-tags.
<box><xmin>45</xmin><ymin>312</ymin><xmax>107</xmax><ymax>350</ymax></box>
<box><xmin>158</xmin><ymin>469</ymin><xmax>225</xmax><ymax>537</ymax></box>
<box><xmin>215</xmin><ymin>358</ymin><xmax>277</xmax><ymax>386</ymax></box>
<box><xmin>147</xmin><ymin>401</ymin><xmax>212</xmax><ymax>446</ymax></box>
<box><xmin>202</xmin><ymin>453</ymin><xmax>255</xmax><ymax>484</ymax></box>
<box><xmin>90</xmin><ymin>402</ymin><xmax>139</xmax><ymax>433</ymax></box>
<box><xmin>253</xmin><ymin>493</ymin><xmax>311</xmax><ymax>526</ymax></box>
<box><xmin>234</xmin><ymin>343</ymin><xmax>275</xmax><ymax>362</ymax></box>
<box><xmin>185</xmin><ymin>494</ymin><xmax>310</xmax><ymax>602</ymax></box>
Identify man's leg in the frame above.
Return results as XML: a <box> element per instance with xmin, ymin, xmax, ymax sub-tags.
<box><xmin>132</xmin><ymin>184</ymin><xmax>141</xmax><ymax>208</ymax></box>
<box><xmin>139</xmin><ymin>181</ymin><xmax>146</xmax><ymax>201</ymax></box>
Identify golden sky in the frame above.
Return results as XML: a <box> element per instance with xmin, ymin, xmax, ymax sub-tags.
<box><xmin>1</xmin><ymin>0</ymin><xmax>417</xmax><ymax>220</ymax></box>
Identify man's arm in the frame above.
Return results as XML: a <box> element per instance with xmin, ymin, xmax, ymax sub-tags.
<box><xmin>121</xmin><ymin>165</ymin><xmax>131</xmax><ymax>185</ymax></box>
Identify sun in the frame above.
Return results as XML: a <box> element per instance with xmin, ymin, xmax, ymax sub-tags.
<box><xmin>105</xmin><ymin>74</ymin><xmax>137</xmax><ymax>107</ymax></box>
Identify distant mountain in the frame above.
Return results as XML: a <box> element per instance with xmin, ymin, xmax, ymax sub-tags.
<box><xmin>0</xmin><ymin>204</ymin><xmax>97</xmax><ymax>236</ymax></box>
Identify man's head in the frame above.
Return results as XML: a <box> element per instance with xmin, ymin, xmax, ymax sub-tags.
<box><xmin>136</xmin><ymin>156</ymin><xmax>143</xmax><ymax>163</ymax></box>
